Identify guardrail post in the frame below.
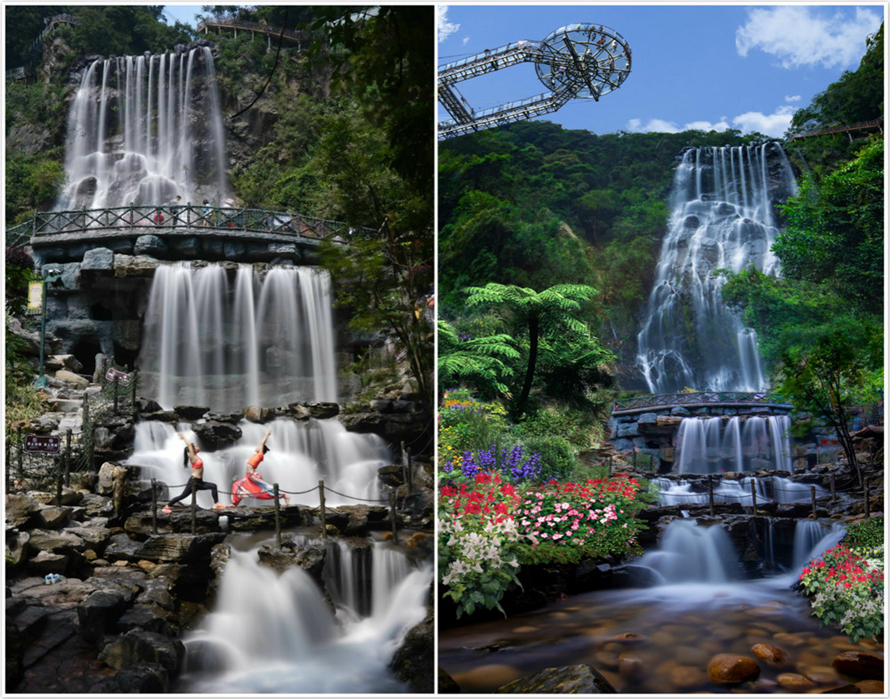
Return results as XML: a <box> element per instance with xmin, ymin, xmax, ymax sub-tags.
<box><xmin>186</xmin><ymin>203</ymin><xmax>192</xmax><ymax>228</ymax></box>
<box><xmin>708</xmin><ymin>475</ymin><xmax>715</xmax><ymax>516</ymax></box>
<box><xmin>750</xmin><ymin>479</ymin><xmax>757</xmax><ymax>512</ymax></box>
<box><xmin>830</xmin><ymin>473</ymin><xmax>836</xmax><ymax>507</ymax></box>
<box><xmin>55</xmin><ymin>455</ymin><xmax>63</xmax><ymax>506</ymax></box>
<box><xmin>151</xmin><ymin>478</ymin><xmax>158</xmax><ymax>535</ymax></box>
<box><xmin>864</xmin><ymin>477</ymin><xmax>870</xmax><ymax>519</ymax></box>
<box><xmin>131</xmin><ymin>370</ymin><xmax>138</xmax><ymax>411</ymax></box>
<box><xmin>390</xmin><ymin>492</ymin><xmax>398</xmax><ymax>541</ymax></box>
<box><xmin>17</xmin><ymin>426</ymin><xmax>24</xmax><ymax>480</ymax></box>
<box><xmin>274</xmin><ymin>483</ymin><xmax>282</xmax><ymax>548</ymax></box>
<box><xmin>318</xmin><ymin>480</ymin><xmax>327</xmax><ymax>538</ymax></box>
<box><xmin>191</xmin><ymin>486</ymin><xmax>197</xmax><ymax>535</ymax></box>
<box><xmin>63</xmin><ymin>449</ymin><xmax>70</xmax><ymax>487</ymax></box>
<box><xmin>113</xmin><ymin>378</ymin><xmax>119</xmax><ymax>415</ymax></box>
<box><xmin>811</xmin><ymin>485</ymin><xmax>817</xmax><ymax>519</ymax></box>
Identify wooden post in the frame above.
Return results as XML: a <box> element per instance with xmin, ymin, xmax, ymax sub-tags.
<box><xmin>113</xmin><ymin>378</ymin><xmax>119</xmax><ymax>415</ymax></box>
<box><xmin>390</xmin><ymin>492</ymin><xmax>398</xmax><ymax>541</ymax></box>
<box><xmin>55</xmin><ymin>455</ymin><xmax>63</xmax><ymax>506</ymax></box>
<box><xmin>63</xmin><ymin>449</ymin><xmax>70</xmax><ymax>487</ymax></box>
<box><xmin>318</xmin><ymin>480</ymin><xmax>327</xmax><ymax>538</ymax></box>
<box><xmin>191</xmin><ymin>485</ymin><xmax>197</xmax><ymax>535</ymax></box>
<box><xmin>864</xmin><ymin>477</ymin><xmax>870</xmax><ymax>519</ymax></box>
<box><xmin>830</xmin><ymin>473</ymin><xmax>836</xmax><ymax>507</ymax></box>
<box><xmin>406</xmin><ymin>447</ymin><xmax>413</xmax><ymax>493</ymax></box>
<box><xmin>131</xmin><ymin>370</ymin><xmax>138</xmax><ymax>412</ymax></box>
<box><xmin>750</xmin><ymin>479</ymin><xmax>757</xmax><ymax>512</ymax></box>
<box><xmin>811</xmin><ymin>485</ymin><xmax>818</xmax><ymax>519</ymax></box>
<box><xmin>274</xmin><ymin>483</ymin><xmax>282</xmax><ymax>548</ymax></box>
<box><xmin>17</xmin><ymin>426</ymin><xmax>23</xmax><ymax>480</ymax></box>
<box><xmin>6</xmin><ymin>440</ymin><xmax>11</xmax><ymax>493</ymax></box>
<box><xmin>151</xmin><ymin>479</ymin><xmax>158</xmax><ymax>535</ymax></box>
<box><xmin>708</xmin><ymin>475</ymin><xmax>715</xmax><ymax>516</ymax></box>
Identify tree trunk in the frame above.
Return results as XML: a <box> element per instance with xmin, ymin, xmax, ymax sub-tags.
<box><xmin>516</xmin><ymin>314</ymin><xmax>539</xmax><ymax>418</ymax></box>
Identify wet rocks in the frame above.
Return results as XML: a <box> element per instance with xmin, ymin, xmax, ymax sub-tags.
<box><xmin>390</xmin><ymin>614</ymin><xmax>434</xmax><ymax>693</ymax></box>
<box><xmin>191</xmin><ymin>419</ymin><xmax>242</xmax><ymax>449</ymax></box>
<box><xmin>708</xmin><ymin>653</ymin><xmax>760</xmax><ymax>684</ymax></box>
<box><xmin>777</xmin><ymin>672</ymin><xmax>817</xmax><ymax>691</ymax></box>
<box><xmin>496</xmin><ymin>664</ymin><xmax>617</xmax><ymax>693</ymax></box>
<box><xmin>751</xmin><ymin>642</ymin><xmax>792</xmax><ymax>668</ymax></box>
<box><xmin>831</xmin><ymin>651</ymin><xmax>884</xmax><ymax>680</ymax></box>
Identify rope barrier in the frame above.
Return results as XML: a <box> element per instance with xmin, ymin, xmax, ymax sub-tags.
<box><xmin>321</xmin><ymin>486</ymin><xmax>391</xmax><ymax>503</ymax></box>
<box><xmin>276</xmin><ymin>485</ymin><xmax>321</xmax><ymax>496</ymax></box>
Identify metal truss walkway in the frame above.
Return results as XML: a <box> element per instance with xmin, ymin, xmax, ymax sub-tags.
<box><xmin>438</xmin><ymin>23</ymin><xmax>632</xmax><ymax>139</ymax></box>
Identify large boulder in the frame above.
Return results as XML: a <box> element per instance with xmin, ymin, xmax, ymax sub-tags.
<box><xmin>98</xmin><ymin>628</ymin><xmax>183</xmax><ymax>674</ymax></box>
<box><xmin>6</xmin><ymin>493</ymin><xmax>41</xmax><ymax>527</ymax></box>
<box><xmin>77</xmin><ymin>589</ymin><xmax>131</xmax><ymax>641</ymax></box>
<box><xmin>139</xmin><ymin>533</ymin><xmax>227</xmax><ymax>564</ymax></box>
<box><xmin>6</xmin><ymin>530</ymin><xmax>30</xmax><ymax>567</ymax></box>
<box><xmin>28</xmin><ymin>528</ymin><xmax>86</xmax><ymax>553</ymax></box>
<box><xmin>496</xmin><ymin>664</ymin><xmax>617</xmax><ymax>693</ymax></box>
<box><xmin>192</xmin><ymin>420</ymin><xmax>242</xmax><ymax>449</ymax></box>
<box><xmin>390</xmin><ymin>615</ymin><xmax>434</xmax><ymax>693</ymax></box>
<box><xmin>257</xmin><ymin>536</ymin><xmax>326</xmax><ymax>578</ymax></box>
<box><xmin>832</xmin><ymin>651</ymin><xmax>884</xmax><ymax>680</ymax></box>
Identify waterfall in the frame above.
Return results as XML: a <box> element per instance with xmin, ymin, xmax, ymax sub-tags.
<box><xmin>636</xmin><ymin>143</ymin><xmax>798</xmax><ymax>393</ymax></box>
<box><xmin>125</xmin><ymin>418</ymin><xmax>388</xmax><ymax>508</ymax></box>
<box><xmin>56</xmin><ymin>47</ymin><xmax>229</xmax><ymax>210</ymax></box>
<box><xmin>676</xmin><ymin>415</ymin><xmax>791</xmax><ymax>474</ymax></box>
<box><xmin>138</xmin><ymin>264</ymin><xmax>338</xmax><ymax>411</ymax></box>
<box><xmin>792</xmin><ymin>520</ymin><xmax>845</xmax><ymax>571</ymax></box>
<box><xmin>638</xmin><ymin>520</ymin><xmax>738</xmax><ymax>583</ymax></box>
<box><xmin>323</xmin><ymin>542</ymin><xmax>414</xmax><ymax>621</ymax></box>
<box><xmin>180</xmin><ymin>546</ymin><xmax>431</xmax><ymax>693</ymax></box>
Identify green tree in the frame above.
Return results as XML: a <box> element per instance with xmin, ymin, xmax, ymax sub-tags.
<box><xmin>464</xmin><ymin>283</ymin><xmax>599</xmax><ymax>418</ymax></box>
<box><xmin>438</xmin><ymin>320</ymin><xmax>519</xmax><ymax>399</ymax></box>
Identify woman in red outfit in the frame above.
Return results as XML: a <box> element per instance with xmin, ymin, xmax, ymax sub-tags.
<box><xmin>163</xmin><ymin>433</ymin><xmax>227</xmax><ymax>512</ymax></box>
<box><xmin>232</xmin><ymin>428</ymin><xmax>290</xmax><ymax>506</ymax></box>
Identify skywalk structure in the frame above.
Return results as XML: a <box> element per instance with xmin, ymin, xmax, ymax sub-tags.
<box><xmin>438</xmin><ymin>23</ymin><xmax>632</xmax><ymax>139</ymax></box>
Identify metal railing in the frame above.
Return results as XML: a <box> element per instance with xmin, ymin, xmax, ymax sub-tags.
<box><xmin>613</xmin><ymin>391</ymin><xmax>792</xmax><ymax>414</ymax></box>
<box><xmin>23</xmin><ymin>204</ymin><xmax>372</xmax><ymax>241</ymax></box>
<box><xmin>198</xmin><ymin>18</ymin><xmax>311</xmax><ymax>43</ymax></box>
<box><xmin>787</xmin><ymin>117</ymin><xmax>883</xmax><ymax>142</ymax></box>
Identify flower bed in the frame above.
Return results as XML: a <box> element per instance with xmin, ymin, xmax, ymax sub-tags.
<box><xmin>799</xmin><ymin>543</ymin><xmax>884</xmax><ymax>643</ymax></box>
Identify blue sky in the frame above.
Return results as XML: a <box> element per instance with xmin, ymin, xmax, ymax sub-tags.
<box><xmin>437</xmin><ymin>4</ymin><xmax>884</xmax><ymax>137</ymax></box>
<box><xmin>161</xmin><ymin>5</ymin><xmax>203</xmax><ymax>29</ymax></box>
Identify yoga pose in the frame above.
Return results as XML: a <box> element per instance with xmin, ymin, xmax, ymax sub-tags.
<box><xmin>163</xmin><ymin>433</ymin><xmax>227</xmax><ymax>512</ymax></box>
<box><xmin>232</xmin><ymin>428</ymin><xmax>290</xmax><ymax>506</ymax></box>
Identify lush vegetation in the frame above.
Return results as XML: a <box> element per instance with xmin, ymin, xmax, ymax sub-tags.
<box><xmin>799</xmin><ymin>540</ymin><xmax>883</xmax><ymax>643</ymax></box>
<box><xmin>723</xmin><ymin>25</ymin><xmax>884</xmax><ymax>475</ymax></box>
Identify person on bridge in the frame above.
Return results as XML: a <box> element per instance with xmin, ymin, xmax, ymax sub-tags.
<box><xmin>201</xmin><ymin>199</ymin><xmax>212</xmax><ymax>227</ymax></box>
<box><xmin>231</xmin><ymin>428</ymin><xmax>290</xmax><ymax>506</ymax></box>
<box><xmin>163</xmin><ymin>433</ymin><xmax>227</xmax><ymax>512</ymax></box>
<box><xmin>168</xmin><ymin>195</ymin><xmax>182</xmax><ymax>226</ymax></box>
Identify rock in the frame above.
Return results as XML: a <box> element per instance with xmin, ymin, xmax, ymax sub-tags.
<box><xmin>98</xmin><ymin>629</ymin><xmax>183</xmax><ymax>674</ymax></box>
<box><xmin>496</xmin><ymin>664</ymin><xmax>617</xmax><ymax>693</ymax></box>
<box><xmin>751</xmin><ymin>642</ymin><xmax>791</xmax><ymax>668</ymax></box>
<box><xmin>670</xmin><ymin>665</ymin><xmax>707</xmax><ymax>690</ymax></box>
<box><xmin>46</xmin><ymin>354</ymin><xmax>84</xmax><ymax>373</ymax></box>
<box><xmin>37</xmin><ymin>505</ymin><xmax>73</xmax><ymax>529</ymax></box>
<box><xmin>104</xmin><ymin>533</ymin><xmax>145</xmax><ymax>562</ymax></box>
<box><xmin>608</xmin><ymin>632</ymin><xmax>647</xmax><ymax>644</ymax></box>
<box><xmin>438</xmin><ymin>667</ymin><xmax>461</xmax><ymax>693</ymax></box>
<box><xmin>5</xmin><ymin>494</ymin><xmax>41</xmax><ymax>527</ymax></box>
<box><xmin>855</xmin><ymin>679</ymin><xmax>884</xmax><ymax>693</ymax></box>
<box><xmin>81</xmin><ymin>247</ymin><xmax>114</xmax><ymax>272</ymax></box>
<box><xmin>54</xmin><ymin>369</ymin><xmax>89</xmax><ymax>389</ymax></box>
<box><xmin>135</xmin><ymin>397</ymin><xmax>163</xmax><ymax>414</ymax></box>
<box><xmin>192</xmin><ymin>420</ymin><xmax>242</xmax><ymax>449</ymax></box>
<box><xmin>617</xmin><ymin>653</ymin><xmax>644</xmax><ymax>681</ymax></box>
<box><xmin>139</xmin><ymin>533</ymin><xmax>227</xmax><ymax>564</ymax></box>
<box><xmin>307</xmin><ymin>401</ymin><xmax>340</xmax><ymax>419</ymax></box>
<box><xmin>6</xmin><ymin>531</ymin><xmax>30</xmax><ymax>567</ymax></box>
<box><xmin>97</xmin><ymin>462</ymin><xmax>127</xmax><ymax>496</ymax></box>
<box><xmin>29</xmin><ymin>550</ymin><xmax>70</xmax><ymax>574</ymax></box>
<box><xmin>243</xmin><ymin>406</ymin><xmax>274</xmax><ymax>423</ymax></box>
<box><xmin>77</xmin><ymin>590</ymin><xmax>130</xmax><ymax>641</ymax></box>
<box><xmin>378</xmin><ymin>464</ymin><xmax>405</xmax><ymax>487</ymax></box>
<box><xmin>133</xmin><ymin>235</ymin><xmax>169</xmax><ymax>257</ymax></box>
<box><xmin>390</xmin><ymin>615</ymin><xmax>434</xmax><ymax>693</ymax></box>
<box><xmin>832</xmin><ymin>651</ymin><xmax>884</xmax><ymax>680</ymax></box>
<box><xmin>173</xmin><ymin>405</ymin><xmax>210</xmax><ymax>421</ymax></box>
<box><xmin>708</xmin><ymin>654</ymin><xmax>760</xmax><ymax>684</ymax></box>
<box><xmin>114</xmin><ymin>663</ymin><xmax>170</xmax><ymax>693</ymax></box>
<box><xmin>112</xmin><ymin>254</ymin><xmax>160</xmax><ymax>278</ymax></box>
<box><xmin>777</xmin><ymin>672</ymin><xmax>816</xmax><ymax>691</ymax></box>
<box><xmin>28</xmin><ymin>528</ymin><xmax>86</xmax><ymax>553</ymax></box>
<box><xmin>257</xmin><ymin>537</ymin><xmax>325</xmax><ymax>577</ymax></box>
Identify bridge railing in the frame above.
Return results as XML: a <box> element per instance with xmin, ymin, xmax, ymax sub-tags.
<box><xmin>613</xmin><ymin>391</ymin><xmax>792</xmax><ymax>414</ymax></box>
<box><xmin>198</xmin><ymin>18</ymin><xmax>310</xmax><ymax>42</ymax></box>
<box><xmin>25</xmin><ymin>205</ymin><xmax>372</xmax><ymax>241</ymax></box>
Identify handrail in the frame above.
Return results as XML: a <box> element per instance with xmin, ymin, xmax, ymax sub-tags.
<box><xmin>23</xmin><ymin>204</ymin><xmax>374</xmax><ymax>241</ymax></box>
<box><xmin>198</xmin><ymin>18</ymin><xmax>310</xmax><ymax>42</ymax></box>
<box><xmin>613</xmin><ymin>392</ymin><xmax>792</xmax><ymax>414</ymax></box>
<box><xmin>787</xmin><ymin>117</ymin><xmax>884</xmax><ymax>142</ymax></box>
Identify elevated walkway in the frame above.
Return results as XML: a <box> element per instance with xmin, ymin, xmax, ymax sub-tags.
<box><xmin>613</xmin><ymin>392</ymin><xmax>792</xmax><ymax>416</ymax></box>
<box><xmin>787</xmin><ymin>117</ymin><xmax>883</xmax><ymax>142</ymax></box>
<box><xmin>198</xmin><ymin>18</ymin><xmax>311</xmax><ymax>47</ymax></box>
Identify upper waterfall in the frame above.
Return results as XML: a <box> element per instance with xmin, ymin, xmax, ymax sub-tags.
<box><xmin>56</xmin><ymin>46</ymin><xmax>229</xmax><ymax>210</ymax></box>
<box><xmin>636</xmin><ymin>142</ymin><xmax>798</xmax><ymax>394</ymax></box>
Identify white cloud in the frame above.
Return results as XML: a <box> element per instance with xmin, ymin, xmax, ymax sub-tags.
<box><xmin>437</xmin><ymin>6</ymin><xmax>460</xmax><ymax>44</ymax></box>
<box><xmin>626</xmin><ymin>105</ymin><xmax>794</xmax><ymax>138</ymax></box>
<box><xmin>462</xmin><ymin>37</ymin><xmax>470</xmax><ymax>46</ymax></box>
<box><xmin>785</xmin><ymin>95</ymin><xmax>802</xmax><ymax>103</ymax></box>
<box><xmin>736</xmin><ymin>6</ymin><xmax>882</xmax><ymax>69</ymax></box>
<box><xmin>731</xmin><ymin>105</ymin><xmax>796</xmax><ymax>138</ymax></box>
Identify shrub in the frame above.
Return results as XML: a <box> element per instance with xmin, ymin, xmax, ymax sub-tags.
<box><xmin>799</xmin><ymin>543</ymin><xmax>884</xmax><ymax>643</ymax></box>
<box><xmin>844</xmin><ymin>517</ymin><xmax>884</xmax><ymax>554</ymax></box>
<box><xmin>522</xmin><ymin>434</ymin><xmax>575</xmax><ymax>482</ymax></box>
<box><xmin>517</xmin><ymin>404</ymin><xmax>601</xmax><ymax>452</ymax></box>
<box><xmin>438</xmin><ymin>389</ymin><xmax>512</xmax><ymax>474</ymax></box>
<box><xmin>442</xmin><ymin>443</ymin><xmax>542</xmax><ymax>484</ymax></box>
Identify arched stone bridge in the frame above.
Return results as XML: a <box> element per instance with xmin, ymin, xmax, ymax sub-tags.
<box><xmin>612</xmin><ymin>391</ymin><xmax>793</xmax><ymax>416</ymax></box>
<box><xmin>10</xmin><ymin>205</ymin><xmax>373</xmax><ymax>266</ymax></box>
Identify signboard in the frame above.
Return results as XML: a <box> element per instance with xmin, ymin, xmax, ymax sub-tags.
<box><xmin>105</xmin><ymin>367</ymin><xmax>131</xmax><ymax>386</ymax></box>
<box><xmin>27</xmin><ymin>282</ymin><xmax>43</xmax><ymax>314</ymax></box>
<box><xmin>24</xmin><ymin>435</ymin><xmax>61</xmax><ymax>454</ymax></box>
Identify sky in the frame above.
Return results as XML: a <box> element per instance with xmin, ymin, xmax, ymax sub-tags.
<box><xmin>161</xmin><ymin>4</ymin><xmax>204</xmax><ymax>29</ymax></box>
<box><xmin>437</xmin><ymin>4</ymin><xmax>885</xmax><ymax>137</ymax></box>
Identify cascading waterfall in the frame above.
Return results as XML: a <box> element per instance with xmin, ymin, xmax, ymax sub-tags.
<box><xmin>138</xmin><ymin>264</ymin><xmax>338</xmax><ymax>411</ymax></box>
<box><xmin>675</xmin><ymin>415</ymin><xmax>791</xmax><ymax>473</ymax></box>
<box><xmin>179</xmin><ymin>545</ymin><xmax>431</xmax><ymax>693</ymax></box>
<box><xmin>636</xmin><ymin>143</ymin><xmax>797</xmax><ymax>393</ymax></box>
<box><xmin>57</xmin><ymin>47</ymin><xmax>229</xmax><ymax>210</ymax></box>
<box><xmin>126</xmin><ymin>418</ymin><xmax>388</xmax><ymax>508</ymax></box>
<box><xmin>637</xmin><ymin>519</ymin><xmax>738</xmax><ymax>584</ymax></box>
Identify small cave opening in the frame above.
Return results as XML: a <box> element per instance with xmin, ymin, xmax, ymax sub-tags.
<box><xmin>113</xmin><ymin>342</ymin><xmax>138</xmax><ymax>372</ymax></box>
<box><xmin>71</xmin><ymin>339</ymin><xmax>102</xmax><ymax>377</ymax></box>
<box><xmin>90</xmin><ymin>303</ymin><xmax>113</xmax><ymax>321</ymax></box>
